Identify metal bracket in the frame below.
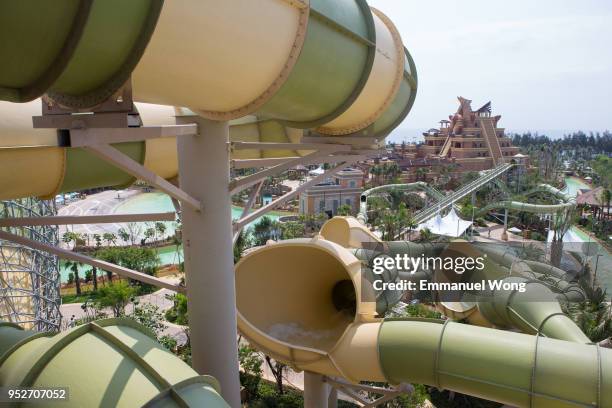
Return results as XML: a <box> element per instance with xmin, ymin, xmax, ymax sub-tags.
<box><xmin>325</xmin><ymin>377</ymin><xmax>412</xmax><ymax>407</ymax></box>
<box><xmin>0</xmin><ymin>212</ymin><xmax>176</xmax><ymax>227</ymax></box>
<box><xmin>232</xmin><ymin>181</ymin><xmax>264</xmax><ymax>245</ymax></box>
<box><xmin>231</xmin><ymin>141</ymin><xmax>352</xmax><ymax>152</ymax></box>
<box><xmin>229</xmin><ymin>151</ymin><xmax>324</xmax><ymax>195</ymax></box>
<box><xmin>68</xmin><ymin>124</ymin><xmax>198</xmax><ymax>147</ymax></box>
<box><xmin>233</xmin><ymin>157</ymin><xmax>362</xmax><ymax>230</ymax></box>
<box><xmin>0</xmin><ymin>230</ymin><xmax>184</xmax><ymax>293</ymax></box>
<box><xmin>83</xmin><ymin>144</ymin><xmax>202</xmax><ymax>212</ymax></box>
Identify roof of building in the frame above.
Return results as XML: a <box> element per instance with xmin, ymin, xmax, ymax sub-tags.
<box><xmin>576</xmin><ymin>186</ymin><xmax>605</xmax><ymax>206</ymax></box>
<box><xmin>417</xmin><ymin>208</ymin><xmax>472</xmax><ymax>237</ymax></box>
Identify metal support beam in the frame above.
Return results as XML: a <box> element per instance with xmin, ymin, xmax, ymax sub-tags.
<box><xmin>0</xmin><ymin>230</ymin><xmax>183</xmax><ymax>293</ymax></box>
<box><xmin>229</xmin><ymin>151</ymin><xmax>322</xmax><ymax>195</ymax></box>
<box><xmin>84</xmin><ymin>143</ymin><xmax>202</xmax><ymax>212</ymax></box>
<box><xmin>69</xmin><ymin>124</ymin><xmax>198</xmax><ymax>146</ymax></box>
<box><xmin>0</xmin><ymin>212</ymin><xmax>175</xmax><ymax>227</ymax></box>
<box><xmin>233</xmin><ymin>181</ymin><xmax>263</xmax><ymax>245</ymax></box>
<box><xmin>233</xmin><ymin>158</ymin><xmax>361</xmax><ymax>231</ymax></box>
<box><xmin>231</xmin><ymin>141</ymin><xmax>352</xmax><ymax>152</ymax></box>
<box><xmin>176</xmin><ymin>116</ymin><xmax>241</xmax><ymax>407</ymax></box>
<box><xmin>231</xmin><ymin>154</ymin><xmax>366</xmax><ymax>170</ymax></box>
<box><xmin>325</xmin><ymin>377</ymin><xmax>412</xmax><ymax>408</ymax></box>
<box><xmin>301</xmin><ymin>135</ymin><xmax>379</xmax><ymax>146</ymax></box>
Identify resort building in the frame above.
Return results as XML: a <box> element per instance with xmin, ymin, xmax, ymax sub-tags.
<box><xmin>417</xmin><ymin>97</ymin><xmax>520</xmax><ymax>173</ymax></box>
<box><xmin>299</xmin><ymin>168</ymin><xmax>364</xmax><ymax>216</ymax></box>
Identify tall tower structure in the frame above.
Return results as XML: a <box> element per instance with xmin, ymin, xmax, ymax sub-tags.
<box><xmin>0</xmin><ymin>198</ymin><xmax>61</xmax><ymax>331</ymax></box>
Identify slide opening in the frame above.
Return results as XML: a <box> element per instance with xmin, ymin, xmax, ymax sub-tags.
<box><xmin>236</xmin><ymin>244</ymin><xmax>356</xmax><ymax>352</ymax></box>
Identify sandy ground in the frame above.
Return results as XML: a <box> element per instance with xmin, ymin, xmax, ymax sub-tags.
<box><xmin>57</xmin><ymin>189</ymin><xmax>141</xmax><ymax>242</ymax></box>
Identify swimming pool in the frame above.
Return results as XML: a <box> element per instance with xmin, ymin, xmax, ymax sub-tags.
<box><xmin>562</xmin><ymin>176</ymin><xmax>591</xmax><ymax>198</ymax></box>
<box><xmin>60</xmin><ymin>192</ymin><xmax>294</xmax><ymax>282</ymax></box>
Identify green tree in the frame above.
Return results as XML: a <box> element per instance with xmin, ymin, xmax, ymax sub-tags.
<box><xmin>251</xmin><ymin>216</ymin><xmax>279</xmax><ymax>246</ymax></box>
<box><xmin>92</xmin><ymin>233</ymin><xmax>102</xmax><ymax>248</ymax></box>
<box><xmin>234</xmin><ymin>229</ymin><xmax>252</xmax><ymax>263</ymax></box>
<box><xmin>239</xmin><ymin>344</ymin><xmax>263</xmax><ymax>401</ymax></box>
<box><xmin>279</xmin><ymin>221</ymin><xmax>305</xmax><ymax>239</ymax></box>
<box><xmin>592</xmin><ymin>155</ymin><xmax>612</xmax><ymax>188</ymax></box>
<box><xmin>95</xmin><ymin>281</ymin><xmax>137</xmax><ymax>317</ymax></box>
<box><xmin>155</xmin><ymin>222</ymin><xmax>167</xmax><ymax>240</ymax></box>
<box><xmin>66</xmin><ymin>260</ymin><xmax>83</xmax><ymax>295</ymax></box>
<box><xmin>102</xmin><ymin>232</ymin><xmax>117</xmax><ymax>246</ymax></box>
<box><xmin>336</xmin><ymin>204</ymin><xmax>353</xmax><ymax>216</ymax></box>
<box><xmin>96</xmin><ymin>247</ymin><xmax>120</xmax><ymax>283</ymax></box>
<box><xmin>131</xmin><ymin>301</ymin><xmax>166</xmax><ymax>336</ymax></box>
<box><xmin>143</xmin><ymin>227</ymin><xmax>156</xmax><ymax>244</ymax></box>
<box><xmin>165</xmin><ymin>293</ymin><xmax>189</xmax><ymax>325</ymax></box>
<box><xmin>62</xmin><ymin>231</ymin><xmax>81</xmax><ymax>250</ymax></box>
<box><xmin>567</xmin><ymin>278</ymin><xmax>612</xmax><ymax>342</ymax></box>
<box><xmin>117</xmin><ymin>228</ymin><xmax>130</xmax><ymax>245</ymax></box>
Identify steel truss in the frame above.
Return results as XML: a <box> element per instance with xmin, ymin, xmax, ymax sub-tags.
<box><xmin>0</xmin><ymin>198</ymin><xmax>61</xmax><ymax>331</ymax></box>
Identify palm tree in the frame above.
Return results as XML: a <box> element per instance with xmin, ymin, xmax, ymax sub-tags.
<box><xmin>567</xmin><ymin>277</ymin><xmax>612</xmax><ymax>342</ymax></box>
<box><xmin>155</xmin><ymin>222</ymin><xmax>167</xmax><ymax>241</ymax></box>
<box><xmin>418</xmin><ymin>227</ymin><xmax>434</xmax><ymax>243</ymax></box>
<box><xmin>601</xmin><ymin>189</ymin><xmax>611</xmax><ymax>220</ymax></box>
<box><xmin>102</xmin><ymin>232</ymin><xmax>117</xmax><ymax>246</ymax></box>
<box><xmin>415</xmin><ymin>167</ymin><xmax>428</xmax><ymax>182</ymax></box>
<box><xmin>66</xmin><ymin>260</ymin><xmax>83</xmax><ymax>295</ymax></box>
<box><xmin>406</xmin><ymin>216</ymin><xmax>418</xmax><ymax>241</ymax></box>
<box><xmin>252</xmin><ymin>216</ymin><xmax>279</xmax><ymax>246</ymax></box>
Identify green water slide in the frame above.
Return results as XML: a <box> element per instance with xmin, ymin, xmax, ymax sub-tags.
<box><xmin>0</xmin><ymin>319</ymin><xmax>228</xmax><ymax>407</ymax></box>
<box><xmin>235</xmin><ymin>237</ymin><xmax>612</xmax><ymax>407</ymax></box>
<box><xmin>0</xmin><ymin>0</ymin><xmax>417</xmax><ymax>201</ymax></box>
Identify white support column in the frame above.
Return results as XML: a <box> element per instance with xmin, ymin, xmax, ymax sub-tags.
<box><xmin>304</xmin><ymin>372</ymin><xmax>330</xmax><ymax>408</ymax></box>
<box><xmin>502</xmin><ymin>208</ymin><xmax>509</xmax><ymax>241</ymax></box>
<box><xmin>176</xmin><ymin>116</ymin><xmax>241</xmax><ymax>407</ymax></box>
<box><xmin>328</xmin><ymin>388</ymin><xmax>338</xmax><ymax>408</ymax></box>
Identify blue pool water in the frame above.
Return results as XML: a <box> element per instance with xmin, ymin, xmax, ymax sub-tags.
<box><xmin>60</xmin><ymin>192</ymin><xmax>292</xmax><ymax>282</ymax></box>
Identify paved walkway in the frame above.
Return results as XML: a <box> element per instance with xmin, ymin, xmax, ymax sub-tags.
<box><xmin>60</xmin><ymin>275</ymin><xmax>188</xmax><ymax>343</ymax></box>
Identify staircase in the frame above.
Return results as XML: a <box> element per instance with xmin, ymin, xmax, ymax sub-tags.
<box><xmin>403</xmin><ymin>163</ymin><xmax>513</xmax><ymax>232</ymax></box>
<box><xmin>438</xmin><ymin>134</ymin><xmax>452</xmax><ymax>157</ymax></box>
<box><xmin>479</xmin><ymin>117</ymin><xmax>503</xmax><ymax>166</ymax></box>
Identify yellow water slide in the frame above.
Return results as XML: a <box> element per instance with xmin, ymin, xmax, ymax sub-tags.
<box><xmin>235</xmin><ymin>234</ymin><xmax>612</xmax><ymax>408</ymax></box>
<box><xmin>0</xmin><ymin>0</ymin><xmax>417</xmax><ymax>202</ymax></box>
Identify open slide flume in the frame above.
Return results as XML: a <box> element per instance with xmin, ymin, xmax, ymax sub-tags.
<box><xmin>236</xmin><ymin>222</ymin><xmax>612</xmax><ymax>407</ymax></box>
<box><xmin>235</xmin><ymin>233</ymin><xmax>610</xmax><ymax>408</ymax></box>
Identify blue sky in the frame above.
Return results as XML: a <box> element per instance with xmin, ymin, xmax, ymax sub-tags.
<box><xmin>368</xmin><ymin>0</ymin><xmax>612</xmax><ymax>142</ymax></box>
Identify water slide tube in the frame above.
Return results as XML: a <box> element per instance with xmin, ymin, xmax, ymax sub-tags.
<box><xmin>476</xmin><ymin>183</ymin><xmax>577</xmax><ymax>217</ymax></box>
<box><xmin>318</xmin><ymin>216</ymin><xmax>590</xmax><ymax>343</ymax></box>
<box><xmin>357</xmin><ymin>182</ymin><xmax>444</xmax><ymax>224</ymax></box>
<box><xmin>0</xmin><ymin>1</ymin><xmax>417</xmax><ymax>202</ymax></box>
<box><xmin>0</xmin><ymin>1</ymin><xmax>417</xmax><ymax>136</ymax></box>
<box><xmin>0</xmin><ymin>101</ymin><xmax>308</xmax><ymax>201</ymax></box>
<box><xmin>0</xmin><ymin>319</ymin><xmax>229</xmax><ymax>407</ymax></box>
<box><xmin>235</xmin><ymin>237</ymin><xmax>612</xmax><ymax>407</ymax></box>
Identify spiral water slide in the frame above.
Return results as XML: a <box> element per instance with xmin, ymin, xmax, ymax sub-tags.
<box><xmin>235</xmin><ymin>217</ymin><xmax>611</xmax><ymax>407</ymax></box>
<box><xmin>319</xmin><ymin>217</ymin><xmax>588</xmax><ymax>341</ymax></box>
<box><xmin>476</xmin><ymin>184</ymin><xmax>576</xmax><ymax>217</ymax></box>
